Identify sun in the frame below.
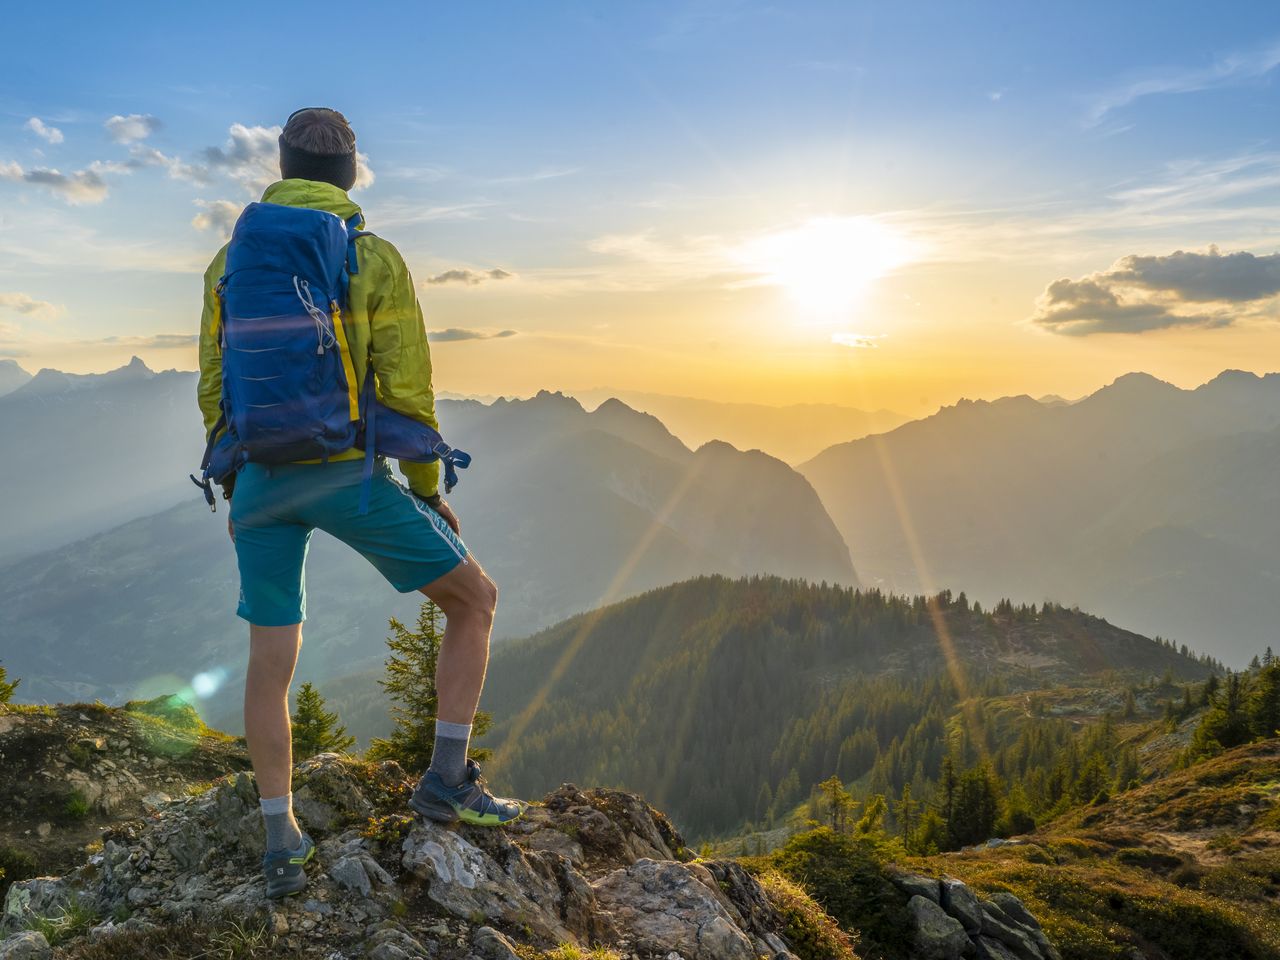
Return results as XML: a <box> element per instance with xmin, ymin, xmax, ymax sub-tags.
<box><xmin>733</xmin><ymin>215</ymin><xmax>916</xmax><ymax>320</ymax></box>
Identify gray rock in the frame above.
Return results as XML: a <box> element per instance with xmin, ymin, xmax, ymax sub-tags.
<box><xmin>366</xmin><ymin>926</ymin><xmax>432</xmax><ymax>959</ymax></box>
<box><xmin>593</xmin><ymin>859</ymin><xmax>756</xmax><ymax>960</ymax></box>
<box><xmin>973</xmin><ymin>935</ymin><xmax>1022</xmax><ymax>960</ymax></box>
<box><xmin>984</xmin><ymin>896</ymin><xmax>1059</xmax><ymax>960</ymax></box>
<box><xmin>329</xmin><ymin>853</ymin><xmax>392</xmax><ymax>897</ymax></box>
<box><xmin>989</xmin><ymin>892</ymin><xmax>1041</xmax><ymax>931</ymax></box>
<box><xmin>980</xmin><ymin>909</ymin><xmax>1044</xmax><ymax>960</ymax></box>
<box><xmin>894</xmin><ymin>872</ymin><xmax>942</xmax><ymax>903</ymax></box>
<box><xmin>470</xmin><ymin>926</ymin><xmax>522</xmax><ymax>960</ymax></box>
<box><xmin>0</xmin><ymin>932</ymin><xmax>51</xmax><ymax>960</ymax></box>
<box><xmin>401</xmin><ymin>820</ymin><xmax>573</xmax><ymax>942</ymax></box>
<box><xmin>907</xmin><ymin>894</ymin><xmax>970</xmax><ymax>960</ymax></box>
<box><xmin>940</xmin><ymin>877</ymin><xmax>983</xmax><ymax>933</ymax></box>
<box><xmin>2</xmin><ymin>879</ymin><xmax>68</xmax><ymax>936</ymax></box>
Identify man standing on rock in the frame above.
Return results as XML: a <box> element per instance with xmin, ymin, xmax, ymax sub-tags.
<box><xmin>197</xmin><ymin>107</ymin><xmax>523</xmax><ymax>900</ymax></box>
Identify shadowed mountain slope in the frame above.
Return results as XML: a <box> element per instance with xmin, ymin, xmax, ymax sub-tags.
<box><xmin>800</xmin><ymin>370</ymin><xmax>1280</xmax><ymax>666</ymax></box>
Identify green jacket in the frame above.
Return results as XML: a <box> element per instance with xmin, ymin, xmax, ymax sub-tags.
<box><xmin>198</xmin><ymin>179</ymin><xmax>441</xmax><ymax>498</ymax></box>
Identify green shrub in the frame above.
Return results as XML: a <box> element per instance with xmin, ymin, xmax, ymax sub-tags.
<box><xmin>756</xmin><ymin>869</ymin><xmax>859</xmax><ymax>960</ymax></box>
<box><xmin>63</xmin><ymin>790</ymin><xmax>91</xmax><ymax>821</ymax></box>
<box><xmin>0</xmin><ymin>845</ymin><xmax>37</xmax><ymax>899</ymax></box>
<box><xmin>24</xmin><ymin>894</ymin><xmax>99</xmax><ymax>946</ymax></box>
<box><xmin>753</xmin><ymin>827</ymin><xmax>907</xmax><ymax>958</ymax></box>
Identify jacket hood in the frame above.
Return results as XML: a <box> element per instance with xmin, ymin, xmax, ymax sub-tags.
<box><xmin>260</xmin><ymin>179</ymin><xmax>364</xmax><ymax>228</ymax></box>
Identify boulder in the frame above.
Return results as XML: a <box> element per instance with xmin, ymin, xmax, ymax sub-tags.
<box><xmin>990</xmin><ymin>891</ymin><xmax>1042</xmax><ymax>931</ymax></box>
<box><xmin>907</xmin><ymin>894</ymin><xmax>970</xmax><ymax>960</ymax></box>
<box><xmin>979</xmin><ymin>906</ymin><xmax>1044</xmax><ymax>960</ymax></box>
<box><xmin>593</xmin><ymin>858</ymin><xmax>757</xmax><ymax>960</ymax></box>
<box><xmin>0</xmin><ymin>932</ymin><xmax>51</xmax><ymax>960</ymax></box>
<box><xmin>471</xmin><ymin>926</ymin><xmax>522</xmax><ymax>960</ymax></box>
<box><xmin>401</xmin><ymin>819</ymin><xmax>575</xmax><ymax>943</ymax></box>
<box><xmin>974</xmin><ymin>935</ymin><xmax>1023</xmax><ymax>960</ymax></box>
<box><xmin>940</xmin><ymin>877</ymin><xmax>983</xmax><ymax>932</ymax></box>
<box><xmin>892</xmin><ymin>871</ymin><xmax>942</xmax><ymax>903</ymax></box>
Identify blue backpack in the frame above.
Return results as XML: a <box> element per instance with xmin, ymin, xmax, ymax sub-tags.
<box><xmin>191</xmin><ymin>202</ymin><xmax>470</xmax><ymax>513</ymax></box>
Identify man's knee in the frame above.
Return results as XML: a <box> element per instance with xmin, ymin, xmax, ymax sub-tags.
<box><xmin>470</xmin><ymin>571</ymin><xmax>498</xmax><ymax>621</ymax></box>
<box><xmin>427</xmin><ymin>563</ymin><xmax>498</xmax><ymax>622</ymax></box>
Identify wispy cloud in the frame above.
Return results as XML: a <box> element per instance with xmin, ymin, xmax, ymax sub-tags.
<box><xmin>191</xmin><ymin>199</ymin><xmax>242</xmax><ymax>236</ymax></box>
<box><xmin>99</xmin><ymin>333</ymin><xmax>198</xmax><ymax>348</ymax></box>
<box><xmin>1088</xmin><ymin>39</ymin><xmax>1280</xmax><ymax>125</ymax></box>
<box><xmin>0</xmin><ymin>162</ymin><xmax>107</xmax><ymax>205</ymax></box>
<box><xmin>1028</xmin><ymin>245</ymin><xmax>1280</xmax><ymax>335</ymax></box>
<box><xmin>105</xmin><ymin>113</ymin><xmax>162</xmax><ymax>144</ymax></box>
<box><xmin>201</xmin><ymin>123</ymin><xmax>281</xmax><ymax>193</ymax></box>
<box><xmin>0</xmin><ymin>292</ymin><xmax>59</xmax><ymax>322</ymax></box>
<box><xmin>365</xmin><ymin>200</ymin><xmax>495</xmax><ymax>228</ymax></box>
<box><xmin>25</xmin><ymin>117</ymin><xmax>63</xmax><ymax>144</ymax></box>
<box><xmin>484</xmin><ymin>165</ymin><xmax>581</xmax><ymax>185</ymax></box>
<box><xmin>428</xmin><ymin>328</ymin><xmax>517</xmax><ymax>342</ymax></box>
<box><xmin>423</xmin><ymin>267</ymin><xmax>513</xmax><ymax>286</ymax></box>
<box><xmin>831</xmin><ymin>332</ymin><xmax>884</xmax><ymax>348</ymax></box>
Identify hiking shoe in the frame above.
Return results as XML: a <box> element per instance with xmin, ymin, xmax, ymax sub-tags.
<box><xmin>262</xmin><ymin>833</ymin><xmax>315</xmax><ymax>899</ymax></box>
<box><xmin>409</xmin><ymin>759</ymin><xmax>525</xmax><ymax>826</ymax></box>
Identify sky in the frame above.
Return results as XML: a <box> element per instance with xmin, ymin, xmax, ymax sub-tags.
<box><xmin>4</xmin><ymin>1</ymin><xmax>1280</xmax><ymax>416</ymax></box>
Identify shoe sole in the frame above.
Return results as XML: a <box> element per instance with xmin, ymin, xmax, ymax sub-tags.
<box><xmin>408</xmin><ymin>793</ymin><xmax>525</xmax><ymax>827</ymax></box>
<box><xmin>408</xmin><ymin>792</ymin><xmax>459</xmax><ymax>824</ymax></box>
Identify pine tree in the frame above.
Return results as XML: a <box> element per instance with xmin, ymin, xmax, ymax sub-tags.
<box><xmin>367</xmin><ymin>601</ymin><xmax>492</xmax><ymax>772</ymax></box>
<box><xmin>0</xmin><ymin>662</ymin><xmax>18</xmax><ymax>704</ymax></box>
<box><xmin>1249</xmin><ymin>662</ymin><xmax>1280</xmax><ymax>740</ymax></box>
<box><xmin>1122</xmin><ymin>688</ymin><xmax>1137</xmax><ymax>719</ymax></box>
<box><xmin>1190</xmin><ymin>671</ymin><xmax>1252</xmax><ymax>758</ymax></box>
<box><xmin>1200</xmin><ymin>673</ymin><xmax>1220</xmax><ymax>706</ymax></box>
<box><xmin>291</xmin><ymin>681</ymin><xmax>356</xmax><ymax>759</ymax></box>
<box><xmin>938</xmin><ymin>754</ymin><xmax>958</xmax><ymax>846</ymax></box>
<box><xmin>818</xmin><ymin>775</ymin><xmax>856</xmax><ymax>832</ymax></box>
<box><xmin>855</xmin><ymin>794</ymin><xmax>887</xmax><ymax>835</ymax></box>
<box><xmin>894</xmin><ymin>783</ymin><xmax>919</xmax><ymax>849</ymax></box>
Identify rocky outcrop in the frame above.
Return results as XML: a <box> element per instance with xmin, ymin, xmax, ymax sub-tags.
<box><xmin>0</xmin><ymin>755</ymin><xmax>803</xmax><ymax>960</ymax></box>
<box><xmin>889</xmin><ymin>870</ymin><xmax>1061</xmax><ymax>960</ymax></box>
<box><xmin>0</xmin><ymin>699</ymin><xmax>250</xmax><ymax>881</ymax></box>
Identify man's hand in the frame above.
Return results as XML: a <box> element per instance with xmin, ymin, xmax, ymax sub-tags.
<box><xmin>227</xmin><ymin>515</ymin><xmax>236</xmax><ymax>543</ymax></box>
<box><xmin>420</xmin><ymin>494</ymin><xmax>460</xmax><ymax>535</ymax></box>
<box><xmin>434</xmin><ymin>499</ymin><xmax>461</xmax><ymax>535</ymax></box>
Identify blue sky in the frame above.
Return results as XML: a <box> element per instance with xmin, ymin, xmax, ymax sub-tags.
<box><xmin>4</xmin><ymin>1</ymin><xmax>1280</xmax><ymax>410</ymax></box>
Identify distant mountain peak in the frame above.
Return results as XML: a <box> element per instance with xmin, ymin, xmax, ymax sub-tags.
<box><xmin>12</xmin><ymin>355</ymin><xmax>158</xmax><ymax>398</ymax></box>
<box><xmin>0</xmin><ymin>358</ymin><xmax>32</xmax><ymax>399</ymax></box>
<box><xmin>1101</xmin><ymin>371</ymin><xmax>1177</xmax><ymax>392</ymax></box>
<box><xmin>529</xmin><ymin>389</ymin><xmax>585</xmax><ymax>411</ymax></box>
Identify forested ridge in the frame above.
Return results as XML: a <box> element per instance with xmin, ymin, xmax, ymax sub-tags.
<box><xmin>485</xmin><ymin>575</ymin><xmax>1221</xmax><ymax>837</ymax></box>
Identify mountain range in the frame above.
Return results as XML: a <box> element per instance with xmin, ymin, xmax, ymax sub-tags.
<box><xmin>572</xmin><ymin>387</ymin><xmax>907</xmax><ymax>463</ymax></box>
<box><xmin>0</xmin><ymin>357</ymin><xmax>204</xmax><ymax>563</ymax></box>
<box><xmin>800</xmin><ymin>370</ymin><xmax>1280</xmax><ymax>666</ymax></box>
<box><xmin>0</xmin><ymin>363</ymin><xmax>855</xmax><ymax>720</ymax></box>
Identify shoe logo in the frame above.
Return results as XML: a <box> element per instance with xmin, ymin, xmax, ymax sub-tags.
<box><xmin>276</xmin><ymin>868</ymin><xmax>285</xmax><ymax>876</ymax></box>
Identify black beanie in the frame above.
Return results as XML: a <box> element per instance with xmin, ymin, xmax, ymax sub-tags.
<box><xmin>279</xmin><ymin>134</ymin><xmax>358</xmax><ymax>191</ymax></box>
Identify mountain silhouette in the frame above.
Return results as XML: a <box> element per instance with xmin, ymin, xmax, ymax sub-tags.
<box><xmin>800</xmin><ymin>371</ymin><xmax>1280</xmax><ymax>666</ymax></box>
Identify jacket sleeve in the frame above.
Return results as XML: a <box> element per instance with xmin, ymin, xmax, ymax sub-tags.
<box><xmin>366</xmin><ymin>244</ymin><xmax>442</xmax><ymax>499</ymax></box>
<box><xmin>197</xmin><ymin>248</ymin><xmax>228</xmax><ymax>437</ymax></box>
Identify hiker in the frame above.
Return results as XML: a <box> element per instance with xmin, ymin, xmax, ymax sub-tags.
<box><xmin>195</xmin><ymin>107</ymin><xmax>523</xmax><ymax>900</ymax></box>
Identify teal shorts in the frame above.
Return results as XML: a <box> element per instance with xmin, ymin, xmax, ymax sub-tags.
<box><xmin>229</xmin><ymin>458</ymin><xmax>469</xmax><ymax>626</ymax></box>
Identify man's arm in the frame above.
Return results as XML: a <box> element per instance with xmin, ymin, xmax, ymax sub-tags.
<box><xmin>197</xmin><ymin>248</ymin><xmax>228</xmax><ymax>436</ymax></box>
<box><xmin>366</xmin><ymin>244</ymin><xmax>442</xmax><ymax>500</ymax></box>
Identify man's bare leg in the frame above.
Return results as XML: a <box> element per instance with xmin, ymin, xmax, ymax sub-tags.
<box><xmin>420</xmin><ymin>558</ymin><xmax>498</xmax><ymax>725</ymax></box>
<box><xmin>408</xmin><ymin>555</ymin><xmax>522</xmax><ymax>822</ymax></box>
<box><xmin>245</xmin><ymin>622</ymin><xmax>304</xmax><ymax>850</ymax></box>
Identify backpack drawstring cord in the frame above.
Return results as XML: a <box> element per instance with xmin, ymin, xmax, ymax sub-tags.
<box><xmin>293</xmin><ymin>276</ymin><xmax>337</xmax><ymax>355</ymax></box>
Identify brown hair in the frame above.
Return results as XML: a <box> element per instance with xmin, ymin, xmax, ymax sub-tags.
<box><xmin>281</xmin><ymin>107</ymin><xmax>355</xmax><ymax>156</ymax></box>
